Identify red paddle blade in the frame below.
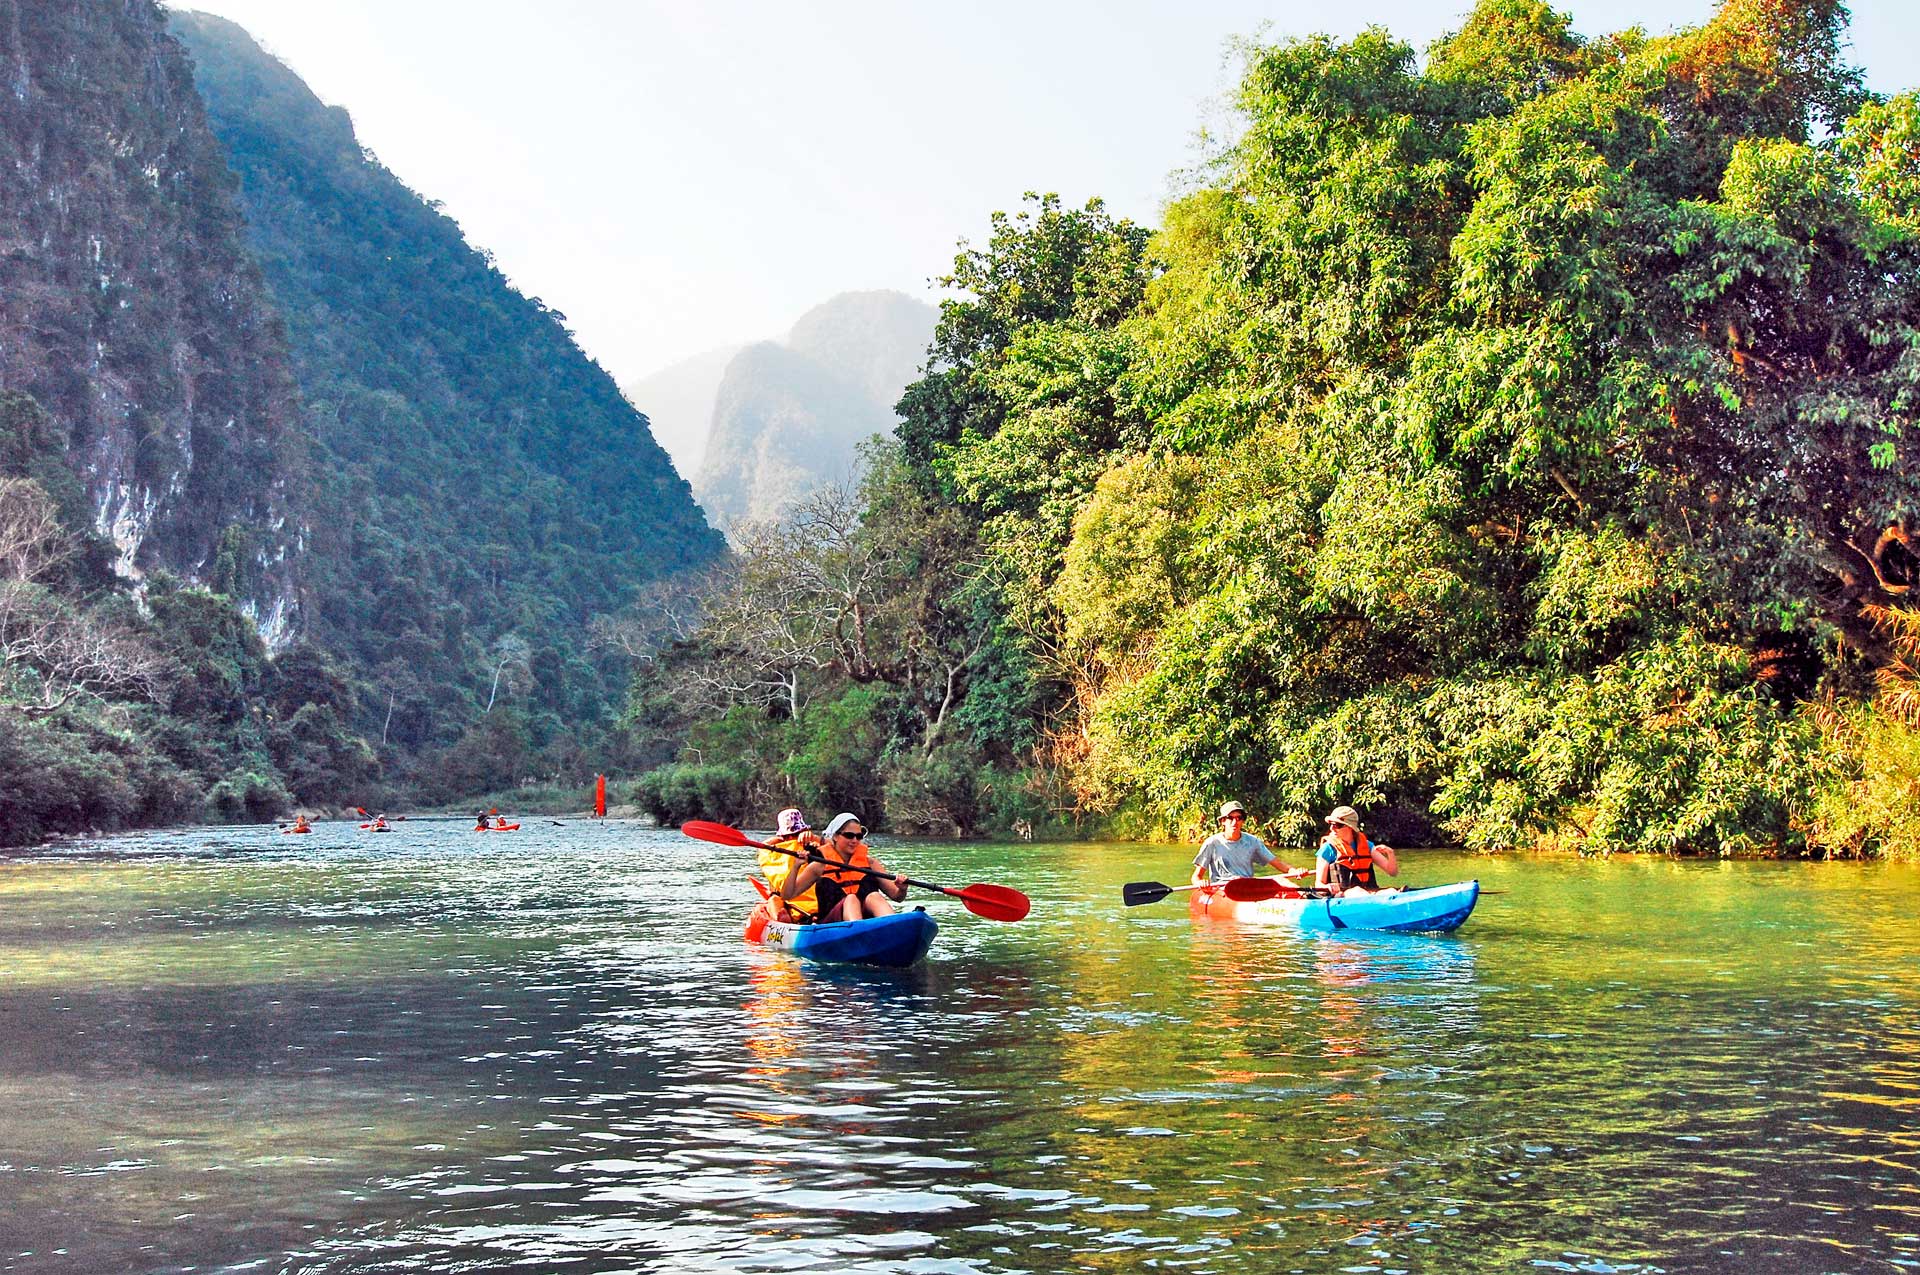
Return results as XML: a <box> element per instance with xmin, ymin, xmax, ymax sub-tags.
<box><xmin>1222</xmin><ymin>876</ymin><xmax>1287</xmax><ymax>901</ymax></box>
<box><xmin>956</xmin><ymin>883</ymin><xmax>1030</xmax><ymax>922</ymax></box>
<box><xmin>681</xmin><ymin>819</ymin><xmax>755</xmax><ymax>848</ymax></box>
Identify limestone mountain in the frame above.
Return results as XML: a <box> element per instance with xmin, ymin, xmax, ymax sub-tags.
<box><xmin>694</xmin><ymin>291</ymin><xmax>936</xmax><ymax>529</ymax></box>
<box><xmin>0</xmin><ymin>1</ymin><xmax>304</xmax><ymax>639</ymax></box>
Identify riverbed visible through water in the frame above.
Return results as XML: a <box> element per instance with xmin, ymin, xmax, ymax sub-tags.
<box><xmin>1</xmin><ymin>822</ymin><xmax>1916</xmax><ymax>1273</ymax></box>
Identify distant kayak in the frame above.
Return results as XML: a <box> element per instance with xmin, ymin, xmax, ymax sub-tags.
<box><xmin>282</xmin><ymin>828</ymin><xmax>312</xmax><ymax>835</ymax></box>
<box><xmin>1190</xmin><ymin>880</ymin><xmax>1479</xmax><ymax>933</ymax></box>
<box><xmin>746</xmin><ymin>908</ymin><xmax>938</xmax><ymax>968</ymax></box>
<box><xmin>472</xmin><ymin>823</ymin><xmax>520</xmax><ymax>832</ymax></box>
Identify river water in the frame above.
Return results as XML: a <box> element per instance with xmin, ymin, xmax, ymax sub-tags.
<box><xmin>1</xmin><ymin>822</ymin><xmax>1916</xmax><ymax>1274</ymax></box>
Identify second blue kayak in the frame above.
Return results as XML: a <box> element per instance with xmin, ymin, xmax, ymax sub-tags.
<box><xmin>1191</xmin><ymin>880</ymin><xmax>1481</xmax><ymax>933</ymax></box>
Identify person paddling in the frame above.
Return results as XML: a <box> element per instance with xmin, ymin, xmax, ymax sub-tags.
<box><xmin>759</xmin><ymin>808</ymin><xmax>825</xmax><ymax>924</ymax></box>
<box><xmin>1314</xmin><ymin>806</ymin><xmax>1400</xmax><ymax>897</ymax></box>
<box><xmin>783</xmin><ymin>813</ymin><xmax>907</xmax><ymax>922</ymax></box>
<box><xmin>290</xmin><ymin>813</ymin><xmax>311</xmax><ymax>833</ymax></box>
<box><xmin>1192</xmin><ymin>801</ymin><xmax>1310</xmax><ymax>886</ymax></box>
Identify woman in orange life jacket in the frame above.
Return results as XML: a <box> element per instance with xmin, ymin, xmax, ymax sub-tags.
<box><xmin>783</xmin><ymin>812</ymin><xmax>907</xmax><ymax>922</ymax></box>
<box><xmin>758</xmin><ymin>808</ymin><xmax>826</xmax><ymax>924</ymax></box>
<box><xmin>1313</xmin><ymin>805</ymin><xmax>1400</xmax><ymax>897</ymax></box>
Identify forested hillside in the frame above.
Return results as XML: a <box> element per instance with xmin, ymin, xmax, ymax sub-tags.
<box><xmin>0</xmin><ymin>5</ymin><xmax>729</xmax><ymax>846</ymax></box>
<box><xmin>0</xmin><ymin>2</ymin><xmax>368</xmax><ymax>844</ymax></box>
<box><xmin>170</xmin><ymin>12</ymin><xmax>727</xmax><ymax>798</ymax></box>
<box><xmin>636</xmin><ymin>0</ymin><xmax>1920</xmax><ymax>858</ymax></box>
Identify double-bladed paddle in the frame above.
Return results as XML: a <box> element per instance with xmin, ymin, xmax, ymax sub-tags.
<box><xmin>1121</xmin><ymin>875</ymin><xmax>1309</xmax><ymax>907</ymax></box>
<box><xmin>680</xmin><ymin>820</ymin><xmax>1031</xmax><ymax>922</ymax></box>
<box><xmin>1124</xmin><ymin>874</ymin><xmax>1503</xmax><ymax>907</ymax></box>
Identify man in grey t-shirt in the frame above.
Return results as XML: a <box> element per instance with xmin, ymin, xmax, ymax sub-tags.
<box><xmin>1191</xmin><ymin>801</ymin><xmax>1309</xmax><ymax>885</ymax></box>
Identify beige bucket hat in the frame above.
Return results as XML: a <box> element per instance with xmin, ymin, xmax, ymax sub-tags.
<box><xmin>1325</xmin><ymin>805</ymin><xmax>1362</xmax><ymax>831</ymax></box>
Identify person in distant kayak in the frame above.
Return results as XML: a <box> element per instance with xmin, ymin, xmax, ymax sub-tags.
<box><xmin>1314</xmin><ymin>806</ymin><xmax>1399</xmax><ymax>896</ymax></box>
<box><xmin>290</xmin><ymin>814</ymin><xmax>312</xmax><ymax>833</ymax></box>
<box><xmin>1192</xmin><ymin>801</ymin><xmax>1309</xmax><ymax>887</ymax></box>
<box><xmin>785</xmin><ymin>812</ymin><xmax>907</xmax><ymax>922</ymax></box>
<box><xmin>760</xmin><ymin>808</ymin><xmax>826</xmax><ymax>923</ymax></box>
<box><xmin>474</xmin><ymin>811</ymin><xmax>490</xmax><ymax>831</ymax></box>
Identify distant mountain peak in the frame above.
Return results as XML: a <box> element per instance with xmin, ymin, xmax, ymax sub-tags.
<box><xmin>693</xmin><ymin>290</ymin><xmax>937</xmax><ymax>530</ymax></box>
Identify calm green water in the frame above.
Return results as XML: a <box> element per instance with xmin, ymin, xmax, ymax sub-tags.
<box><xmin>1</xmin><ymin>823</ymin><xmax>1917</xmax><ymax>1274</ymax></box>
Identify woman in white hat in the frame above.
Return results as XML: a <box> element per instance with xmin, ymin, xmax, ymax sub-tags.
<box><xmin>1191</xmin><ymin>801</ymin><xmax>1310</xmax><ymax>887</ymax></box>
<box><xmin>782</xmin><ymin>812</ymin><xmax>908</xmax><ymax>922</ymax></box>
<box><xmin>1314</xmin><ymin>806</ymin><xmax>1399</xmax><ymax>896</ymax></box>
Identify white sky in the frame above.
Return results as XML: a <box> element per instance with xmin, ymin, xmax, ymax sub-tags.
<box><xmin>166</xmin><ymin>1</ymin><xmax>1920</xmax><ymax>387</ymax></box>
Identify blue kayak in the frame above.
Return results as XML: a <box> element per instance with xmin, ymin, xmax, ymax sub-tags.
<box><xmin>1191</xmin><ymin>880</ymin><xmax>1481</xmax><ymax>933</ymax></box>
<box><xmin>760</xmin><ymin>909</ymin><xmax>939</xmax><ymax>967</ymax></box>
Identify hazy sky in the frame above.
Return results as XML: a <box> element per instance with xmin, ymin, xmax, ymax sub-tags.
<box><xmin>166</xmin><ymin>1</ymin><xmax>1920</xmax><ymax>388</ymax></box>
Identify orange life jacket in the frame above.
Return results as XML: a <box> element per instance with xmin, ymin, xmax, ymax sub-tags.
<box><xmin>1325</xmin><ymin>829</ymin><xmax>1376</xmax><ymax>890</ymax></box>
<box><xmin>817</xmin><ymin>839</ymin><xmax>879</xmax><ymax>890</ymax></box>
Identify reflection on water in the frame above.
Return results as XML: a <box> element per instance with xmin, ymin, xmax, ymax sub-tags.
<box><xmin>1</xmin><ymin>825</ymin><xmax>1918</xmax><ymax>1272</ymax></box>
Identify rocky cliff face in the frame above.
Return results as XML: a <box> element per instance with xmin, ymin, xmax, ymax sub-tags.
<box><xmin>0</xmin><ymin>0</ymin><xmax>304</xmax><ymax>643</ymax></box>
<box><xmin>695</xmin><ymin>290</ymin><xmax>936</xmax><ymax>529</ymax></box>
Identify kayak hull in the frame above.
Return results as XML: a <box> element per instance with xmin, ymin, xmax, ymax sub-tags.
<box><xmin>753</xmin><ymin>909</ymin><xmax>938</xmax><ymax>968</ymax></box>
<box><xmin>1190</xmin><ymin>880</ymin><xmax>1480</xmax><ymax>933</ymax></box>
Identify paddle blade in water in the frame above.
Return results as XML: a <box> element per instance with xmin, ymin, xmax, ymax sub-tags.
<box><xmin>1221</xmin><ymin>876</ymin><xmax>1288</xmax><ymax>901</ymax></box>
<box><xmin>957</xmin><ymin>883</ymin><xmax>1030</xmax><ymax>922</ymax></box>
<box><xmin>681</xmin><ymin>819</ymin><xmax>754</xmax><ymax>847</ymax></box>
<box><xmin>1121</xmin><ymin>881</ymin><xmax>1174</xmax><ymax>907</ymax></box>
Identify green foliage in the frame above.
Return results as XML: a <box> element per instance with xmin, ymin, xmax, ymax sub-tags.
<box><xmin>206</xmin><ymin>768</ymin><xmax>295</xmax><ymax>823</ymax></box>
<box><xmin>780</xmin><ymin>685</ymin><xmax>895</xmax><ymax>816</ymax></box>
<box><xmin>1806</xmin><ymin>704</ymin><xmax>1920</xmax><ymax>859</ymax></box>
<box><xmin>1428</xmin><ymin>637</ymin><xmax>1822</xmax><ymax>854</ymax></box>
<box><xmin>881</xmin><ymin>743</ymin><xmax>988</xmax><ymax>837</ymax></box>
<box><xmin>1841</xmin><ymin>92</ymin><xmax>1920</xmax><ymax>236</ymax></box>
<box><xmin>633</xmin><ymin>761</ymin><xmax>755</xmax><ymax>828</ymax></box>
<box><xmin>1055</xmin><ymin>454</ymin><xmax>1207</xmax><ymax>660</ymax></box>
<box><xmin>625</xmin><ymin>0</ymin><xmax>1920</xmax><ymax>856</ymax></box>
<box><xmin>0</xmin><ymin>715</ymin><xmax>202</xmax><ymax>845</ymax></box>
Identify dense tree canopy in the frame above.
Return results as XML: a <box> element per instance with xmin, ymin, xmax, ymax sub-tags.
<box><xmin>642</xmin><ymin>0</ymin><xmax>1920</xmax><ymax>857</ymax></box>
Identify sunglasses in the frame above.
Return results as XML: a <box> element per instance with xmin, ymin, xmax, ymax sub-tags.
<box><xmin>1223</xmin><ymin>813</ymin><xmax>1245</xmax><ymax>821</ymax></box>
<box><xmin>836</xmin><ymin>828</ymin><xmax>865</xmax><ymax>839</ymax></box>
